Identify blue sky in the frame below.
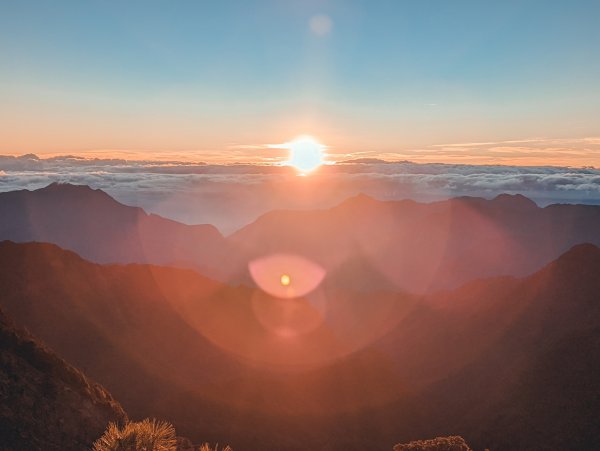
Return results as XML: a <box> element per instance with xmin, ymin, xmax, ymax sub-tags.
<box><xmin>1</xmin><ymin>0</ymin><xmax>599</xmax><ymax>161</ymax></box>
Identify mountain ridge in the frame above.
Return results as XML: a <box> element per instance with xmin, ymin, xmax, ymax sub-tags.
<box><xmin>5</xmin><ymin>183</ymin><xmax>600</xmax><ymax>293</ymax></box>
<box><xmin>1</xmin><ymin>240</ymin><xmax>599</xmax><ymax>449</ymax></box>
<box><xmin>0</xmin><ymin>306</ymin><xmax>126</xmax><ymax>450</ymax></box>
<box><xmin>0</xmin><ymin>183</ymin><xmax>225</xmax><ymax>278</ymax></box>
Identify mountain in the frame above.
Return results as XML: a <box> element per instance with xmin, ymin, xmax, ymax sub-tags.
<box><xmin>0</xmin><ymin>240</ymin><xmax>599</xmax><ymax>450</ymax></box>
<box><xmin>390</xmin><ymin>243</ymin><xmax>600</xmax><ymax>450</ymax></box>
<box><xmin>228</xmin><ymin>192</ymin><xmax>600</xmax><ymax>292</ymax></box>
<box><xmin>0</xmin><ymin>240</ymin><xmax>416</xmax><ymax>449</ymax></box>
<box><xmin>0</xmin><ymin>183</ymin><xmax>225</xmax><ymax>276</ymax></box>
<box><xmin>0</xmin><ymin>307</ymin><xmax>126</xmax><ymax>450</ymax></box>
<box><xmin>3</xmin><ymin>184</ymin><xmax>600</xmax><ymax>293</ymax></box>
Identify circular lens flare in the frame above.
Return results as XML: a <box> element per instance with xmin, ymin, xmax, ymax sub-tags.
<box><xmin>248</xmin><ymin>253</ymin><xmax>326</xmax><ymax>299</ymax></box>
<box><xmin>280</xmin><ymin>274</ymin><xmax>291</xmax><ymax>286</ymax></box>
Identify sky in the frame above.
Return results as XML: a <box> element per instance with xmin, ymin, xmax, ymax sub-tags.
<box><xmin>1</xmin><ymin>0</ymin><xmax>600</xmax><ymax>165</ymax></box>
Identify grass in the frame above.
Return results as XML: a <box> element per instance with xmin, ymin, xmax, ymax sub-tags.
<box><xmin>93</xmin><ymin>418</ymin><xmax>233</xmax><ymax>451</ymax></box>
<box><xmin>92</xmin><ymin>418</ymin><xmax>177</xmax><ymax>451</ymax></box>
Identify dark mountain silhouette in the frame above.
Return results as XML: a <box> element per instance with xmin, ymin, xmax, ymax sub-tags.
<box><xmin>0</xmin><ymin>240</ymin><xmax>417</xmax><ymax>449</ymax></box>
<box><xmin>0</xmin><ymin>307</ymin><xmax>126</xmax><ymax>450</ymax></box>
<box><xmin>3</xmin><ymin>184</ymin><xmax>600</xmax><ymax>293</ymax></box>
<box><xmin>380</xmin><ymin>243</ymin><xmax>600</xmax><ymax>450</ymax></box>
<box><xmin>0</xmin><ymin>240</ymin><xmax>599</xmax><ymax>450</ymax></box>
<box><xmin>0</xmin><ymin>183</ymin><xmax>225</xmax><ymax>276</ymax></box>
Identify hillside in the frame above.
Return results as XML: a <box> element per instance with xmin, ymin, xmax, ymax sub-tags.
<box><xmin>0</xmin><ymin>240</ymin><xmax>599</xmax><ymax>450</ymax></box>
<box><xmin>0</xmin><ymin>308</ymin><xmax>126</xmax><ymax>450</ymax></box>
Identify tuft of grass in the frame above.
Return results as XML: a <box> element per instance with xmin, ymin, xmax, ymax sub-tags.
<box><xmin>198</xmin><ymin>444</ymin><xmax>232</xmax><ymax>451</ymax></box>
<box><xmin>93</xmin><ymin>418</ymin><xmax>177</xmax><ymax>451</ymax></box>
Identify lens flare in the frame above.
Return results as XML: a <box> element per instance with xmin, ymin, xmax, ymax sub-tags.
<box><xmin>248</xmin><ymin>253</ymin><xmax>326</xmax><ymax>299</ymax></box>
<box><xmin>280</xmin><ymin>274</ymin><xmax>291</xmax><ymax>286</ymax></box>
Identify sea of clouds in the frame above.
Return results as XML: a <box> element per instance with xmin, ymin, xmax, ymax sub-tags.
<box><xmin>1</xmin><ymin>153</ymin><xmax>599</xmax><ymax>234</ymax></box>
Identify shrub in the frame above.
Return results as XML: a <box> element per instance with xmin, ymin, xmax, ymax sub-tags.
<box><xmin>393</xmin><ymin>435</ymin><xmax>472</xmax><ymax>451</ymax></box>
<box><xmin>92</xmin><ymin>418</ymin><xmax>177</xmax><ymax>451</ymax></box>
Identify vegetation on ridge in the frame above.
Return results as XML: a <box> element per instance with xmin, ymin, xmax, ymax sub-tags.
<box><xmin>93</xmin><ymin>419</ymin><xmax>177</xmax><ymax>451</ymax></box>
<box><xmin>393</xmin><ymin>435</ymin><xmax>472</xmax><ymax>451</ymax></box>
<box><xmin>93</xmin><ymin>418</ymin><xmax>232</xmax><ymax>451</ymax></box>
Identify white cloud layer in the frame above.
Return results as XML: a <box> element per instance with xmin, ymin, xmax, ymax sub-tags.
<box><xmin>1</xmin><ymin>153</ymin><xmax>599</xmax><ymax>234</ymax></box>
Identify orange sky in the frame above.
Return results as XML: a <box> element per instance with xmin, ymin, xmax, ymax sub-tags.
<box><xmin>3</xmin><ymin>136</ymin><xmax>599</xmax><ymax>168</ymax></box>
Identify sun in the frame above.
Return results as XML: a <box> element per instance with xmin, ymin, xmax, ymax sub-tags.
<box><xmin>284</xmin><ymin>136</ymin><xmax>325</xmax><ymax>173</ymax></box>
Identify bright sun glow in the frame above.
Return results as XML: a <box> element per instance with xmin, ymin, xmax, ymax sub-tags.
<box><xmin>285</xmin><ymin>136</ymin><xmax>325</xmax><ymax>173</ymax></box>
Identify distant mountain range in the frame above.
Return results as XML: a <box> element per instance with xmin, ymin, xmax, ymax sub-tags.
<box><xmin>0</xmin><ymin>306</ymin><xmax>126</xmax><ymax>450</ymax></box>
<box><xmin>0</xmin><ymin>183</ymin><xmax>225</xmax><ymax>277</ymax></box>
<box><xmin>1</xmin><ymin>240</ymin><xmax>598</xmax><ymax>450</ymax></box>
<box><xmin>3</xmin><ymin>183</ymin><xmax>600</xmax><ymax>292</ymax></box>
<box><xmin>228</xmin><ymin>191</ymin><xmax>600</xmax><ymax>292</ymax></box>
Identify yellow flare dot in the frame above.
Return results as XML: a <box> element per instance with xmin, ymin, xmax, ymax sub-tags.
<box><xmin>280</xmin><ymin>274</ymin><xmax>291</xmax><ymax>286</ymax></box>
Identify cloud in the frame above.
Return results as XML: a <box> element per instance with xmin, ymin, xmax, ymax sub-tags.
<box><xmin>1</xmin><ymin>151</ymin><xmax>600</xmax><ymax>234</ymax></box>
<box><xmin>418</xmin><ymin>137</ymin><xmax>600</xmax><ymax>166</ymax></box>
